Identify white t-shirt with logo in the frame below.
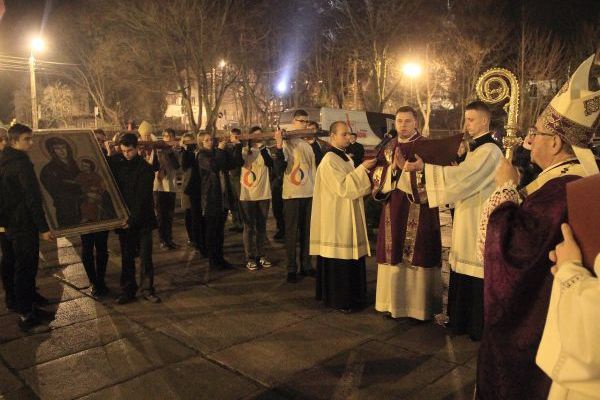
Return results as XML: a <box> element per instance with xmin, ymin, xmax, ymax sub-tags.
<box><xmin>239</xmin><ymin>146</ymin><xmax>271</xmax><ymax>201</ymax></box>
<box><xmin>281</xmin><ymin>138</ymin><xmax>316</xmax><ymax>199</ymax></box>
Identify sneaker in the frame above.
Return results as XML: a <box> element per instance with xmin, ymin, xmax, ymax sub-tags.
<box><xmin>143</xmin><ymin>293</ymin><xmax>162</xmax><ymax>303</ymax></box>
<box><xmin>258</xmin><ymin>257</ymin><xmax>272</xmax><ymax>268</ymax></box>
<box><xmin>116</xmin><ymin>293</ymin><xmax>136</xmax><ymax>305</ymax></box>
<box><xmin>246</xmin><ymin>260</ymin><xmax>259</xmax><ymax>271</ymax></box>
<box><xmin>286</xmin><ymin>272</ymin><xmax>297</xmax><ymax>283</ymax></box>
<box><xmin>18</xmin><ymin>313</ymin><xmax>50</xmax><ymax>333</ymax></box>
<box><xmin>33</xmin><ymin>292</ymin><xmax>50</xmax><ymax>306</ymax></box>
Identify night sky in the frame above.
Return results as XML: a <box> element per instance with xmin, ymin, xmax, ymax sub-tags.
<box><xmin>0</xmin><ymin>0</ymin><xmax>599</xmax><ymax>122</ymax></box>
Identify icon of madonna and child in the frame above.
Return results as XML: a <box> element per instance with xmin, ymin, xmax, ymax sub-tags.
<box><xmin>30</xmin><ymin>131</ymin><xmax>129</xmax><ymax>236</ymax></box>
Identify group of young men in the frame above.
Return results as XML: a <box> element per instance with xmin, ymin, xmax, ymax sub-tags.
<box><xmin>0</xmin><ymin>51</ymin><xmax>598</xmax><ymax>399</ymax></box>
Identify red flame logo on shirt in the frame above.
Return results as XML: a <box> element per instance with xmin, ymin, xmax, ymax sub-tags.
<box><xmin>242</xmin><ymin>169</ymin><xmax>257</xmax><ymax>188</ymax></box>
<box><xmin>290</xmin><ymin>165</ymin><xmax>305</xmax><ymax>185</ymax></box>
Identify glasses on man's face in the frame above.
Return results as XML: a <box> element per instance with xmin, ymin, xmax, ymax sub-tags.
<box><xmin>527</xmin><ymin>128</ymin><xmax>555</xmax><ymax>139</ymax></box>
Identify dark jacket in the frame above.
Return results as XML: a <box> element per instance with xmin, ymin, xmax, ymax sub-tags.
<box><xmin>181</xmin><ymin>145</ymin><xmax>201</xmax><ymax>199</ymax></box>
<box><xmin>346</xmin><ymin>142</ymin><xmax>365</xmax><ymax>166</ymax></box>
<box><xmin>197</xmin><ymin>147</ymin><xmax>239</xmax><ymax>217</ymax></box>
<box><xmin>109</xmin><ymin>154</ymin><xmax>157</xmax><ymax>231</ymax></box>
<box><xmin>0</xmin><ymin>147</ymin><xmax>49</xmax><ymax>236</ymax></box>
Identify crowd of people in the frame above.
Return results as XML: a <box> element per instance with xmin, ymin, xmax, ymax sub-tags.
<box><xmin>0</xmin><ymin>52</ymin><xmax>599</xmax><ymax>399</ymax></box>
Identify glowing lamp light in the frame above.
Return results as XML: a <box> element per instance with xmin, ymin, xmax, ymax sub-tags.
<box><xmin>402</xmin><ymin>62</ymin><xmax>422</xmax><ymax>78</ymax></box>
<box><xmin>30</xmin><ymin>37</ymin><xmax>45</xmax><ymax>53</ymax></box>
<box><xmin>276</xmin><ymin>81</ymin><xmax>288</xmax><ymax>94</ymax></box>
<box><xmin>218</xmin><ymin>59</ymin><xmax>227</xmax><ymax>68</ymax></box>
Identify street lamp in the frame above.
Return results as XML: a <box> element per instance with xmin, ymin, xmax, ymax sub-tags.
<box><xmin>218</xmin><ymin>59</ymin><xmax>227</xmax><ymax>69</ymax></box>
<box><xmin>402</xmin><ymin>62</ymin><xmax>422</xmax><ymax>78</ymax></box>
<box><xmin>29</xmin><ymin>36</ymin><xmax>45</xmax><ymax>130</ymax></box>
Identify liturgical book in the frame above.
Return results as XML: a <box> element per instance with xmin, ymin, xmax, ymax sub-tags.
<box><xmin>403</xmin><ymin>133</ymin><xmax>464</xmax><ymax>166</ymax></box>
<box><xmin>567</xmin><ymin>174</ymin><xmax>600</xmax><ymax>272</ymax></box>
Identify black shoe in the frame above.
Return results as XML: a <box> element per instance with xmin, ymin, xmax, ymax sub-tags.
<box><xmin>187</xmin><ymin>240</ymin><xmax>195</xmax><ymax>247</ymax></box>
<box><xmin>18</xmin><ymin>313</ymin><xmax>50</xmax><ymax>333</ymax></box>
<box><xmin>381</xmin><ymin>312</ymin><xmax>394</xmax><ymax>320</ymax></box>
<box><xmin>33</xmin><ymin>292</ymin><xmax>50</xmax><ymax>306</ymax></box>
<box><xmin>337</xmin><ymin>308</ymin><xmax>355</xmax><ymax>314</ymax></box>
<box><xmin>116</xmin><ymin>293</ymin><xmax>136</xmax><ymax>305</ymax></box>
<box><xmin>286</xmin><ymin>272</ymin><xmax>297</xmax><ymax>283</ymax></box>
<box><xmin>273</xmin><ymin>231</ymin><xmax>285</xmax><ymax>240</ymax></box>
<box><xmin>33</xmin><ymin>307</ymin><xmax>55</xmax><ymax>321</ymax></box>
<box><xmin>229</xmin><ymin>226</ymin><xmax>243</xmax><ymax>233</ymax></box>
<box><xmin>91</xmin><ymin>285</ymin><xmax>109</xmax><ymax>298</ymax></box>
<box><xmin>299</xmin><ymin>269</ymin><xmax>316</xmax><ymax>277</ymax></box>
<box><xmin>218</xmin><ymin>259</ymin><xmax>233</xmax><ymax>270</ymax></box>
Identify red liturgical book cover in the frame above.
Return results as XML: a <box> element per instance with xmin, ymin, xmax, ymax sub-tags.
<box><xmin>404</xmin><ymin>133</ymin><xmax>464</xmax><ymax>166</ymax></box>
<box><xmin>567</xmin><ymin>174</ymin><xmax>600</xmax><ymax>272</ymax></box>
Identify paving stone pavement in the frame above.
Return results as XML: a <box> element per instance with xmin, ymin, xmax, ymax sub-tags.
<box><xmin>0</xmin><ymin>210</ymin><xmax>478</xmax><ymax>400</ymax></box>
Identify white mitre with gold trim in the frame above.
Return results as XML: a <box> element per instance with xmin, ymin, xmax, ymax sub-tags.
<box><xmin>539</xmin><ymin>52</ymin><xmax>600</xmax><ymax>176</ymax></box>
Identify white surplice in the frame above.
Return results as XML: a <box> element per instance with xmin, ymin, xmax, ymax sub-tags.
<box><xmin>309</xmin><ymin>150</ymin><xmax>371</xmax><ymax>260</ymax></box>
<box><xmin>416</xmin><ymin>140</ymin><xmax>502</xmax><ymax>278</ymax></box>
<box><xmin>536</xmin><ymin>255</ymin><xmax>600</xmax><ymax>400</ymax></box>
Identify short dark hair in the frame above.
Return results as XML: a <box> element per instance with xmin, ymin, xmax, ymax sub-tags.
<box><xmin>7</xmin><ymin>123</ymin><xmax>32</xmax><ymax>142</ymax></box>
<box><xmin>249</xmin><ymin>126</ymin><xmax>262</xmax><ymax>134</ymax></box>
<box><xmin>395</xmin><ymin>106</ymin><xmax>418</xmax><ymax>120</ymax></box>
<box><xmin>307</xmin><ymin>120</ymin><xmax>319</xmax><ymax>130</ymax></box>
<box><xmin>329</xmin><ymin>121</ymin><xmax>346</xmax><ymax>134</ymax></box>
<box><xmin>163</xmin><ymin>128</ymin><xmax>176</xmax><ymax>136</ymax></box>
<box><xmin>230</xmin><ymin>128</ymin><xmax>241</xmax><ymax>135</ymax></box>
<box><xmin>93</xmin><ymin>128</ymin><xmax>105</xmax><ymax>135</ymax></box>
<box><xmin>119</xmin><ymin>132</ymin><xmax>139</xmax><ymax>148</ymax></box>
<box><xmin>293</xmin><ymin>109</ymin><xmax>309</xmax><ymax>119</ymax></box>
<box><xmin>465</xmin><ymin>100</ymin><xmax>491</xmax><ymax>117</ymax></box>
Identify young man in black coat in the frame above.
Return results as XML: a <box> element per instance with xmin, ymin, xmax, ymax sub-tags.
<box><xmin>197</xmin><ymin>133</ymin><xmax>241</xmax><ymax>269</ymax></box>
<box><xmin>0</xmin><ymin>123</ymin><xmax>54</xmax><ymax>332</ymax></box>
<box><xmin>109</xmin><ymin>133</ymin><xmax>160</xmax><ymax>304</ymax></box>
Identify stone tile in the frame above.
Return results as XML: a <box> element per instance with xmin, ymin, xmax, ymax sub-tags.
<box><xmin>312</xmin><ymin>307</ymin><xmax>411</xmax><ymax>338</ymax></box>
<box><xmin>0</xmin><ymin>385</ymin><xmax>39</xmax><ymax>400</ymax></box>
<box><xmin>53</xmin><ymin>263</ymin><xmax>91</xmax><ymax>289</ymax></box>
<box><xmin>280</xmin><ymin>340</ymin><xmax>455</xmax><ymax>400</ymax></box>
<box><xmin>405</xmin><ymin>366</ymin><xmax>476</xmax><ymax>400</ymax></box>
<box><xmin>0</xmin><ymin>361</ymin><xmax>23</xmax><ymax>395</ymax></box>
<box><xmin>383</xmin><ymin>322</ymin><xmax>480</xmax><ymax>365</ymax></box>
<box><xmin>157</xmin><ymin>304</ymin><xmax>302</xmax><ymax>354</ymax></box>
<box><xmin>48</xmin><ymin>296</ymin><xmax>111</xmax><ymax>329</ymax></box>
<box><xmin>110</xmin><ymin>287</ymin><xmax>236</xmax><ymax>329</ymax></box>
<box><xmin>19</xmin><ymin>330</ymin><xmax>196</xmax><ymax>400</ymax></box>
<box><xmin>209</xmin><ymin>318</ymin><xmax>369</xmax><ymax>387</ymax></box>
<box><xmin>80</xmin><ymin>356</ymin><xmax>260</xmax><ymax>400</ymax></box>
<box><xmin>0</xmin><ymin>315</ymin><xmax>143</xmax><ymax>370</ymax></box>
<box><xmin>464</xmin><ymin>355</ymin><xmax>477</xmax><ymax>370</ymax></box>
<box><xmin>0</xmin><ymin>313</ymin><xmax>26</xmax><ymax>344</ymax></box>
<box><xmin>36</xmin><ymin>279</ymin><xmax>85</xmax><ymax>304</ymax></box>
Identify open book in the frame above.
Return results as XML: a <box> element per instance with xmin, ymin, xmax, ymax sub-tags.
<box><xmin>567</xmin><ymin>174</ymin><xmax>600</xmax><ymax>272</ymax></box>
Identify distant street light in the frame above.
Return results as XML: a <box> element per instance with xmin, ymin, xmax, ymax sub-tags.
<box><xmin>402</xmin><ymin>62</ymin><xmax>422</xmax><ymax>78</ymax></box>
<box><xmin>218</xmin><ymin>59</ymin><xmax>227</xmax><ymax>68</ymax></box>
<box><xmin>29</xmin><ymin>36</ymin><xmax>45</xmax><ymax>130</ymax></box>
<box><xmin>276</xmin><ymin>81</ymin><xmax>288</xmax><ymax>94</ymax></box>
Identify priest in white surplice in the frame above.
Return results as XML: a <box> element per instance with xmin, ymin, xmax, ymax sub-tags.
<box><xmin>310</xmin><ymin>121</ymin><xmax>377</xmax><ymax>312</ymax></box>
<box><xmin>537</xmin><ymin>223</ymin><xmax>600</xmax><ymax>400</ymax></box>
<box><xmin>403</xmin><ymin>100</ymin><xmax>503</xmax><ymax>340</ymax></box>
